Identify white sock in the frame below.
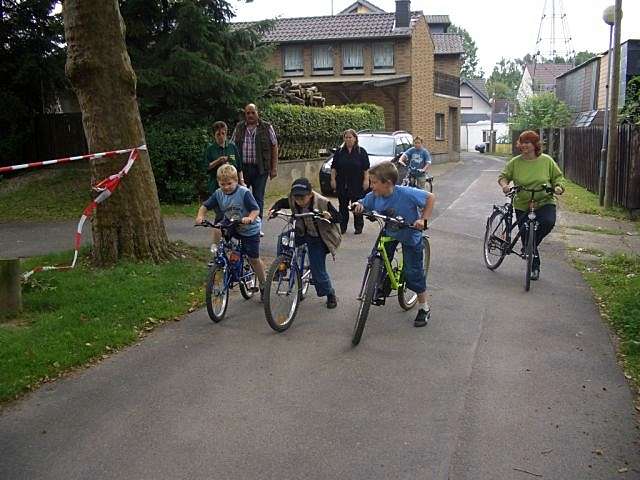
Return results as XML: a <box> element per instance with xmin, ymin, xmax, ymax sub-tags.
<box><xmin>418</xmin><ymin>302</ymin><xmax>430</xmax><ymax>312</ymax></box>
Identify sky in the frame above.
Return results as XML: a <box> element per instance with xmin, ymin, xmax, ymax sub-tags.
<box><xmin>231</xmin><ymin>0</ymin><xmax>640</xmax><ymax>76</ymax></box>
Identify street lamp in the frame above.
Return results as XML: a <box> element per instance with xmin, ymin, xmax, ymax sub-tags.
<box><xmin>599</xmin><ymin>5</ymin><xmax>615</xmax><ymax>206</ymax></box>
<box><xmin>489</xmin><ymin>97</ymin><xmax>495</xmax><ymax>154</ymax></box>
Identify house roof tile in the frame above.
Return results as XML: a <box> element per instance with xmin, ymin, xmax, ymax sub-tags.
<box><xmin>426</xmin><ymin>15</ymin><xmax>451</xmax><ymax>25</ymax></box>
<box><xmin>526</xmin><ymin>63</ymin><xmax>573</xmax><ymax>86</ymax></box>
<box><xmin>338</xmin><ymin>0</ymin><xmax>386</xmax><ymax>14</ymax></box>
<box><xmin>432</xmin><ymin>33</ymin><xmax>464</xmax><ymax>55</ymax></box>
<box><xmin>235</xmin><ymin>12</ymin><xmax>422</xmax><ymax>43</ymax></box>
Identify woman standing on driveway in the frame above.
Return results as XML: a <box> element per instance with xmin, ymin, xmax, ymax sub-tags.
<box><xmin>330</xmin><ymin>129</ymin><xmax>370</xmax><ymax>234</ymax></box>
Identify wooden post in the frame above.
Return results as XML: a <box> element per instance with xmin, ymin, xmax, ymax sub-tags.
<box><xmin>0</xmin><ymin>258</ymin><xmax>22</xmax><ymax>319</ymax></box>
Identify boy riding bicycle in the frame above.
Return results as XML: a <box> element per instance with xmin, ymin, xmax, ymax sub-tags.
<box><xmin>196</xmin><ymin>164</ymin><xmax>266</xmax><ymax>293</ymax></box>
<box><xmin>353</xmin><ymin>162</ymin><xmax>435</xmax><ymax>327</ymax></box>
<box><xmin>398</xmin><ymin>136</ymin><xmax>432</xmax><ymax>190</ymax></box>
<box><xmin>268</xmin><ymin>178</ymin><xmax>342</xmax><ymax>309</ymax></box>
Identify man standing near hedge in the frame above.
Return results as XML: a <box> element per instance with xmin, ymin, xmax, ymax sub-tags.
<box><xmin>232</xmin><ymin>103</ymin><xmax>278</xmax><ymax>233</ymax></box>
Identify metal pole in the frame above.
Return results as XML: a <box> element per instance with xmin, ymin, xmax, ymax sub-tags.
<box><xmin>489</xmin><ymin>98</ymin><xmax>495</xmax><ymax>153</ymax></box>
<box><xmin>604</xmin><ymin>0</ymin><xmax>623</xmax><ymax>208</ymax></box>
<box><xmin>599</xmin><ymin>23</ymin><xmax>614</xmax><ymax>206</ymax></box>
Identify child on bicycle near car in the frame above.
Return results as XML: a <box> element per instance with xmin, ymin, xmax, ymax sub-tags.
<box><xmin>196</xmin><ymin>164</ymin><xmax>266</xmax><ymax>293</ymax></box>
<box><xmin>398</xmin><ymin>136</ymin><xmax>432</xmax><ymax>190</ymax></box>
<box><xmin>353</xmin><ymin>162</ymin><xmax>435</xmax><ymax>327</ymax></box>
<box><xmin>268</xmin><ymin>178</ymin><xmax>342</xmax><ymax>309</ymax></box>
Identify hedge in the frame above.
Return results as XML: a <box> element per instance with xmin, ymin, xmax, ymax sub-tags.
<box><xmin>145</xmin><ymin>123</ymin><xmax>209</xmax><ymax>204</ymax></box>
<box><xmin>146</xmin><ymin>103</ymin><xmax>385</xmax><ymax>203</ymax></box>
<box><xmin>261</xmin><ymin>103</ymin><xmax>385</xmax><ymax>160</ymax></box>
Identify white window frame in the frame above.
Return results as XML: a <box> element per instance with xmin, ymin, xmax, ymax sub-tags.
<box><xmin>342</xmin><ymin>43</ymin><xmax>364</xmax><ymax>74</ymax></box>
<box><xmin>283</xmin><ymin>46</ymin><xmax>304</xmax><ymax>76</ymax></box>
<box><xmin>372</xmin><ymin>42</ymin><xmax>395</xmax><ymax>73</ymax></box>
<box><xmin>460</xmin><ymin>96</ymin><xmax>473</xmax><ymax>109</ymax></box>
<box><xmin>312</xmin><ymin>45</ymin><xmax>334</xmax><ymax>75</ymax></box>
<box><xmin>435</xmin><ymin>113</ymin><xmax>445</xmax><ymax>141</ymax></box>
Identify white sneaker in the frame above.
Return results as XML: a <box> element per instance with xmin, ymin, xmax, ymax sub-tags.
<box><xmin>260</xmin><ymin>230</ymin><xmax>265</xmax><ymax>237</ymax></box>
<box><xmin>210</xmin><ymin>244</ymin><xmax>217</xmax><ymax>254</ymax></box>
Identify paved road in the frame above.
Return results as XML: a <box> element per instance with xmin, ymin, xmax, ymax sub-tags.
<box><xmin>1</xmin><ymin>153</ymin><xmax>639</xmax><ymax>479</ymax></box>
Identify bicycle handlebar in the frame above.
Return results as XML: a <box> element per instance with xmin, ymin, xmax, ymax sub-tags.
<box><xmin>269</xmin><ymin>209</ymin><xmax>331</xmax><ymax>224</ymax></box>
<box><xmin>349</xmin><ymin>206</ymin><xmax>427</xmax><ymax>231</ymax></box>
<box><xmin>194</xmin><ymin>218</ymin><xmax>241</xmax><ymax>229</ymax></box>
<box><xmin>506</xmin><ymin>184</ymin><xmax>555</xmax><ymax>197</ymax></box>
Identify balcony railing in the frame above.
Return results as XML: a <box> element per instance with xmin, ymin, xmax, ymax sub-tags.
<box><xmin>434</xmin><ymin>71</ymin><xmax>460</xmax><ymax>97</ymax></box>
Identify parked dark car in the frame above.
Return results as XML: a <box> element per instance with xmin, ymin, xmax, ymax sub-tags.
<box><xmin>319</xmin><ymin>130</ymin><xmax>414</xmax><ymax>196</ymax></box>
<box><xmin>474</xmin><ymin>143</ymin><xmax>486</xmax><ymax>153</ymax></box>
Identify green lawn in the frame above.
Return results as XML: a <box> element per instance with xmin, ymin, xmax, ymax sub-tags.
<box><xmin>0</xmin><ymin>244</ymin><xmax>208</xmax><ymax>403</ymax></box>
<box><xmin>0</xmin><ymin>166</ymin><xmax>290</xmax><ymax>222</ymax></box>
<box><xmin>575</xmin><ymin>254</ymin><xmax>640</xmax><ymax>387</ymax></box>
<box><xmin>561</xmin><ymin>180</ymin><xmax>634</xmax><ymax>222</ymax></box>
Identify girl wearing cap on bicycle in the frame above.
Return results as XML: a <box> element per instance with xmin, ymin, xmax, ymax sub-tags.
<box><xmin>498</xmin><ymin>130</ymin><xmax>565</xmax><ymax>281</ymax></box>
<box><xmin>268</xmin><ymin>178</ymin><xmax>342</xmax><ymax>309</ymax></box>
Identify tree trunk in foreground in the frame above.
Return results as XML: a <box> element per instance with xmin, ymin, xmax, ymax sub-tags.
<box><xmin>63</xmin><ymin>0</ymin><xmax>170</xmax><ymax>265</ymax></box>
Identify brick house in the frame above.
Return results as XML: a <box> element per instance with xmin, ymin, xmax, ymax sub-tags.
<box><xmin>240</xmin><ymin>0</ymin><xmax>463</xmax><ymax>162</ymax></box>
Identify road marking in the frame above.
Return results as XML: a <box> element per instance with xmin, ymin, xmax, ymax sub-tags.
<box><xmin>430</xmin><ymin>176</ymin><xmax>482</xmax><ymax>226</ymax></box>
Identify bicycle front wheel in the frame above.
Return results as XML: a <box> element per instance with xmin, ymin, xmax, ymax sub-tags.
<box><xmin>205</xmin><ymin>264</ymin><xmax>229</xmax><ymax>322</ymax></box>
<box><xmin>524</xmin><ymin>223</ymin><xmax>536</xmax><ymax>292</ymax></box>
<box><xmin>353</xmin><ymin>257</ymin><xmax>383</xmax><ymax>346</ymax></box>
<box><xmin>239</xmin><ymin>261</ymin><xmax>256</xmax><ymax>300</ymax></box>
<box><xmin>264</xmin><ymin>255</ymin><xmax>301</xmax><ymax>332</ymax></box>
<box><xmin>483</xmin><ymin>210</ymin><xmax>509</xmax><ymax>270</ymax></box>
<box><xmin>298</xmin><ymin>249</ymin><xmax>311</xmax><ymax>300</ymax></box>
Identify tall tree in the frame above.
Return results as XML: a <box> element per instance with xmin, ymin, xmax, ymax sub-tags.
<box><xmin>574</xmin><ymin>50</ymin><xmax>596</xmax><ymax>66</ymax></box>
<box><xmin>448</xmin><ymin>24</ymin><xmax>483</xmax><ymax>79</ymax></box>
<box><xmin>0</xmin><ymin>0</ymin><xmax>66</xmax><ymax>164</ymax></box>
<box><xmin>487</xmin><ymin>57</ymin><xmax>522</xmax><ymax>100</ymax></box>
<box><xmin>511</xmin><ymin>92</ymin><xmax>572</xmax><ymax>130</ymax></box>
<box><xmin>120</xmin><ymin>0</ymin><xmax>276</xmax><ymax>126</ymax></box>
<box><xmin>63</xmin><ymin>0</ymin><xmax>170</xmax><ymax>266</ymax></box>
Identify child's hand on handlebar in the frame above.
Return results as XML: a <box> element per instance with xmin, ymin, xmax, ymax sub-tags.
<box><xmin>351</xmin><ymin>202</ymin><xmax>364</xmax><ymax>214</ymax></box>
<box><xmin>241</xmin><ymin>216</ymin><xmax>253</xmax><ymax>225</ymax></box>
<box><xmin>554</xmin><ymin>185</ymin><xmax>564</xmax><ymax>195</ymax></box>
<box><xmin>413</xmin><ymin>219</ymin><xmax>426</xmax><ymax>230</ymax></box>
<box><xmin>195</xmin><ymin>214</ymin><xmax>205</xmax><ymax>225</ymax></box>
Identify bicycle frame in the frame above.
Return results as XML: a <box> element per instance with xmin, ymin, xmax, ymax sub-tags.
<box><xmin>489</xmin><ymin>185</ymin><xmax>553</xmax><ymax>259</ymax></box>
<box><xmin>358</xmin><ymin>213</ymin><xmax>419</xmax><ymax>300</ymax></box>
<box><xmin>271</xmin><ymin>211</ymin><xmax>319</xmax><ymax>294</ymax></box>
<box><xmin>207</xmin><ymin>222</ymin><xmax>254</xmax><ymax>290</ymax></box>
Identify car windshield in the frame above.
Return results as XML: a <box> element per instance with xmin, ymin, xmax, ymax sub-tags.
<box><xmin>358</xmin><ymin>136</ymin><xmax>395</xmax><ymax>156</ymax></box>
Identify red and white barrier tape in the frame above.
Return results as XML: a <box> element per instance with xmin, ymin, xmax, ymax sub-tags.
<box><xmin>21</xmin><ymin>145</ymin><xmax>146</xmax><ymax>280</ymax></box>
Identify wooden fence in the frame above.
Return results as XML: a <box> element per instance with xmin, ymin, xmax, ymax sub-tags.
<box><xmin>557</xmin><ymin>125</ymin><xmax>640</xmax><ymax>210</ymax></box>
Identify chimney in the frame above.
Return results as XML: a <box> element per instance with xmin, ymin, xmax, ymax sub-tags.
<box><xmin>395</xmin><ymin>0</ymin><xmax>410</xmax><ymax>29</ymax></box>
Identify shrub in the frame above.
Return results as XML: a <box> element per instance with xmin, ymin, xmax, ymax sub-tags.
<box><xmin>145</xmin><ymin>102</ymin><xmax>385</xmax><ymax>203</ymax></box>
<box><xmin>145</xmin><ymin>122</ymin><xmax>209</xmax><ymax>204</ymax></box>
<box><xmin>260</xmin><ymin>103</ymin><xmax>385</xmax><ymax>160</ymax></box>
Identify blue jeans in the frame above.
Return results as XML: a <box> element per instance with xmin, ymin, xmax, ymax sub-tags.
<box><xmin>243</xmin><ymin>164</ymin><xmax>268</xmax><ymax>218</ymax></box>
<box><xmin>297</xmin><ymin>235</ymin><xmax>334</xmax><ymax>297</ymax></box>
<box><xmin>384</xmin><ymin>238</ymin><xmax>427</xmax><ymax>294</ymax></box>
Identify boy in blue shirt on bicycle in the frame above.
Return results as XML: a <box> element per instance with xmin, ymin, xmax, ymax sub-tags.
<box><xmin>353</xmin><ymin>162</ymin><xmax>435</xmax><ymax>327</ymax></box>
<box><xmin>268</xmin><ymin>178</ymin><xmax>342</xmax><ymax>309</ymax></box>
<box><xmin>398</xmin><ymin>136</ymin><xmax>432</xmax><ymax>190</ymax></box>
<box><xmin>196</xmin><ymin>164</ymin><xmax>266</xmax><ymax>292</ymax></box>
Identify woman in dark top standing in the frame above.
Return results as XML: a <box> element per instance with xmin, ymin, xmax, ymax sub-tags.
<box><xmin>330</xmin><ymin>129</ymin><xmax>370</xmax><ymax>234</ymax></box>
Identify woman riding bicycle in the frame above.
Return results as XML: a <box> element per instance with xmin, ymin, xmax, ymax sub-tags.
<box><xmin>497</xmin><ymin>130</ymin><xmax>565</xmax><ymax>281</ymax></box>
